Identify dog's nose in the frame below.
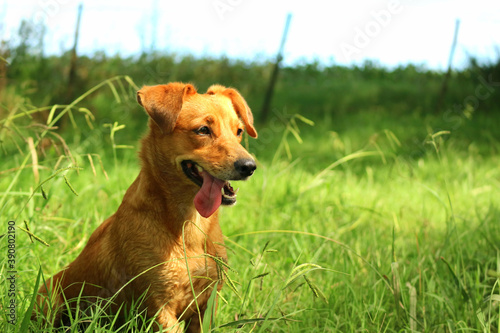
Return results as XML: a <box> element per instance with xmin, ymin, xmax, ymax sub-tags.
<box><xmin>234</xmin><ymin>158</ymin><xmax>256</xmax><ymax>178</ymax></box>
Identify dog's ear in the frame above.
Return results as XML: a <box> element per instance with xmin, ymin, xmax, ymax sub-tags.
<box><xmin>207</xmin><ymin>85</ymin><xmax>258</xmax><ymax>138</ymax></box>
<box><xmin>137</xmin><ymin>83</ymin><xmax>197</xmax><ymax>133</ymax></box>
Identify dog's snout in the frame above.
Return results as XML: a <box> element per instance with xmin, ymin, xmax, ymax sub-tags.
<box><xmin>234</xmin><ymin>158</ymin><xmax>256</xmax><ymax>178</ymax></box>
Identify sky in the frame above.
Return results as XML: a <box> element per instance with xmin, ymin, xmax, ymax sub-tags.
<box><xmin>1</xmin><ymin>0</ymin><xmax>499</xmax><ymax>70</ymax></box>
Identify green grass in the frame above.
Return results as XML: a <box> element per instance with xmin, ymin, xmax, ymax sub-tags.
<box><xmin>1</xmin><ymin>76</ymin><xmax>500</xmax><ymax>332</ymax></box>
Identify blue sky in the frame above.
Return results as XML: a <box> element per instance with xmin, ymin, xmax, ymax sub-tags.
<box><xmin>1</xmin><ymin>0</ymin><xmax>499</xmax><ymax>70</ymax></box>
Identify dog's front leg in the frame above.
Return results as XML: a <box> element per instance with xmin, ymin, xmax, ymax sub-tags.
<box><xmin>183</xmin><ymin>307</ymin><xmax>206</xmax><ymax>333</ymax></box>
<box><xmin>155</xmin><ymin>310</ymin><xmax>183</xmax><ymax>332</ymax></box>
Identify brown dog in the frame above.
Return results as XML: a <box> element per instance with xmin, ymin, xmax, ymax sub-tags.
<box><xmin>35</xmin><ymin>82</ymin><xmax>258</xmax><ymax>331</ymax></box>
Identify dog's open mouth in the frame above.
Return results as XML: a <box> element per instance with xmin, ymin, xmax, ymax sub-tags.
<box><xmin>181</xmin><ymin>160</ymin><xmax>238</xmax><ymax>218</ymax></box>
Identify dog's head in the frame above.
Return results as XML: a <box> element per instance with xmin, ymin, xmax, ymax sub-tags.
<box><xmin>137</xmin><ymin>82</ymin><xmax>258</xmax><ymax>218</ymax></box>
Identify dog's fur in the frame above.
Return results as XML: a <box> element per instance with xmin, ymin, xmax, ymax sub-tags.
<box><xmin>34</xmin><ymin>82</ymin><xmax>257</xmax><ymax>332</ymax></box>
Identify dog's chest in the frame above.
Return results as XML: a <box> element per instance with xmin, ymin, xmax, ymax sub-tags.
<box><xmin>163</xmin><ymin>254</ymin><xmax>223</xmax><ymax>315</ymax></box>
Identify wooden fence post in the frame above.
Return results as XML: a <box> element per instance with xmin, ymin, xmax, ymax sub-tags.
<box><xmin>67</xmin><ymin>3</ymin><xmax>83</xmax><ymax>102</ymax></box>
<box><xmin>436</xmin><ymin>19</ymin><xmax>460</xmax><ymax>113</ymax></box>
<box><xmin>260</xmin><ymin>13</ymin><xmax>292</xmax><ymax>123</ymax></box>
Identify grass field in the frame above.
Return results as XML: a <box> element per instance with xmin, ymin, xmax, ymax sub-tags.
<box><xmin>1</xmin><ymin>66</ymin><xmax>500</xmax><ymax>332</ymax></box>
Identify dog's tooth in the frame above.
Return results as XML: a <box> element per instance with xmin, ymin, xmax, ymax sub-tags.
<box><xmin>222</xmin><ymin>193</ymin><xmax>236</xmax><ymax>199</ymax></box>
<box><xmin>234</xmin><ymin>188</ymin><xmax>239</xmax><ymax>194</ymax></box>
<box><xmin>196</xmin><ymin>165</ymin><xmax>203</xmax><ymax>173</ymax></box>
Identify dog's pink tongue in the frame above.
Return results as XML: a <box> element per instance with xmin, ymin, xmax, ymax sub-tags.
<box><xmin>194</xmin><ymin>171</ymin><xmax>225</xmax><ymax>218</ymax></box>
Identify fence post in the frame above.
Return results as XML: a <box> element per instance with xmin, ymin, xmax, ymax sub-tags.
<box><xmin>67</xmin><ymin>3</ymin><xmax>83</xmax><ymax>102</ymax></box>
<box><xmin>260</xmin><ymin>13</ymin><xmax>292</xmax><ymax>123</ymax></box>
<box><xmin>436</xmin><ymin>19</ymin><xmax>460</xmax><ymax>113</ymax></box>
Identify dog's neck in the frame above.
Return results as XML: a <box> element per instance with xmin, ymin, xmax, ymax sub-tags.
<box><xmin>118</xmin><ymin>147</ymin><xmax>212</xmax><ymax>238</ymax></box>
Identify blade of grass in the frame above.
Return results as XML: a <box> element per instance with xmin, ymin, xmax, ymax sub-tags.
<box><xmin>202</xmin><ymin>281</ymin><xmax>219</xmax><ymax>332</ymax></box>
<box><xmin>20</xmin><ymin>266</ymin><xmax>43</xmax><ymax>331</ymax></box>
<box><xmin>301</xmin><ymin>150</ymin><xmax>384</xmax><ymax>192</ymax></box>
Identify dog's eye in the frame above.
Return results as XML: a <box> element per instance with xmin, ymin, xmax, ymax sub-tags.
<box><xmin>236</xmin><ymin>128</ymin><xmax>243</xmax><ymax>137</ymax></box>
<box><xmin>195</xmin><ymin>126</ymin><xmax>211</xmax><ymax>136</ymax></box>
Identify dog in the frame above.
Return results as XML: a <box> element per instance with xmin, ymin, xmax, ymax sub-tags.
<box><xmin>34</xmin><ymin>82</ymin><xmax>258</xmax><ymax>332</ymax></box>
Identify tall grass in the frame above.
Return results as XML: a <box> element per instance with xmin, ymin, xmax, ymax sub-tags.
<box><xmin>1</xmin><ymin>71</ymin><xmax>499</xmax><ymax>332</ymax></box>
